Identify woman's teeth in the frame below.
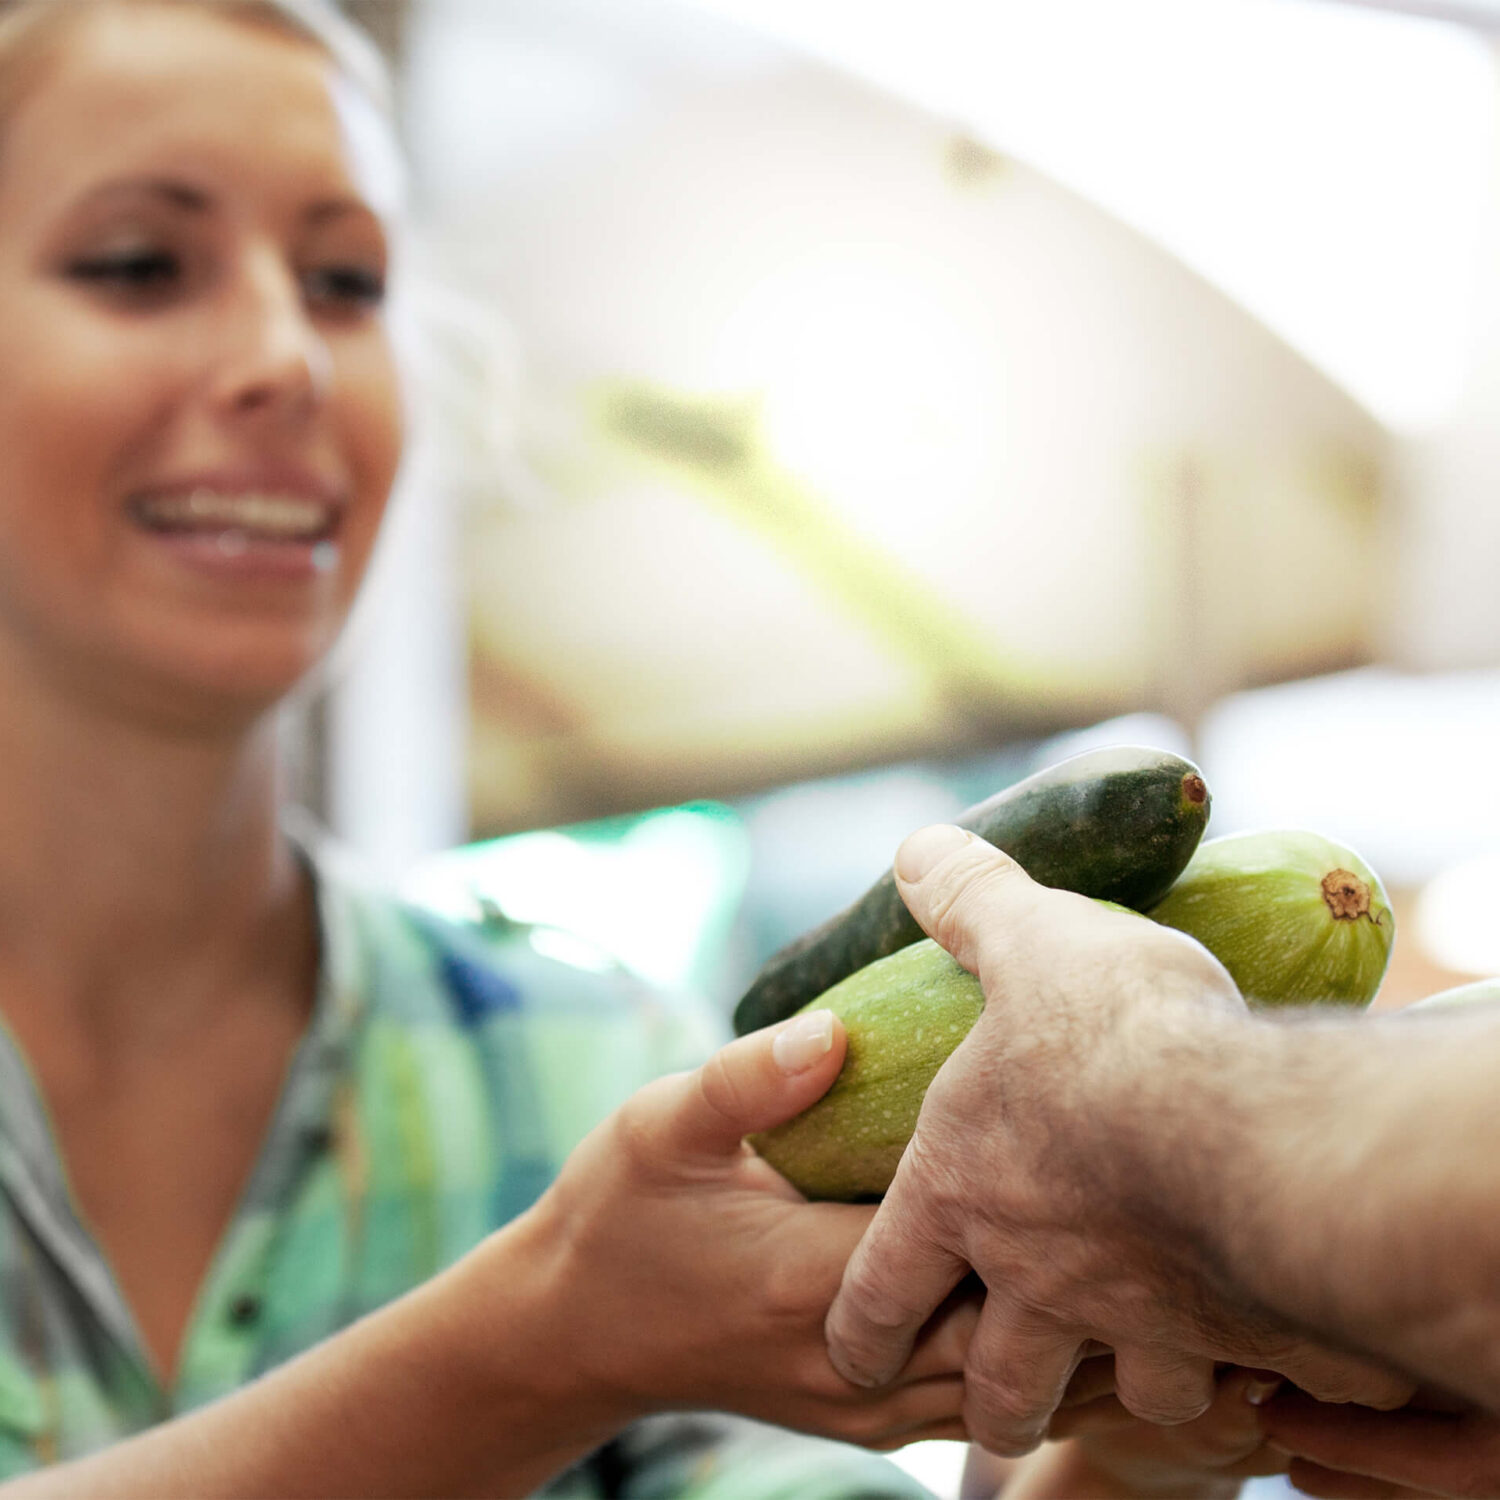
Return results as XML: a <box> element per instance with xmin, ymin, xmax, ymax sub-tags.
<box><xmin>131</xmin><ymin>489</ymin><xmax>336</xmax><ymax>541</ymax></box>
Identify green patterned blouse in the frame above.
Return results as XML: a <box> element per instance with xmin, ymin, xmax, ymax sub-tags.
<box><xmin>0</xmin><ymin>829</ymin><xmax>931</xmax><ymax>1499</ymax></box>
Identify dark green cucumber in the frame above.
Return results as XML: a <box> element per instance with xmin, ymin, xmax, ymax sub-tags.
<box><xmin>732</xmin><ymin>744</ymin><xmax>1210</xmax><ymax>1036</ymax></box>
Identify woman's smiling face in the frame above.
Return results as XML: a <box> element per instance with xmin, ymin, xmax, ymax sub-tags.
<box><xmin>0</xmin><ymin>2</ymin><xmax>405</xmax><ymax>726</ymax></box>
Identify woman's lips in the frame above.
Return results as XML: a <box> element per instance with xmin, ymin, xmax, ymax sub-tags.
<box><xmin>127</xmin><ymin>487</ymin><xmax>340</xmax><ymax>542</ymax></box>
<box><xmin>126</xmin><ymin>488</ymin><xmax>344</xmax><ymax>579</ymax></box>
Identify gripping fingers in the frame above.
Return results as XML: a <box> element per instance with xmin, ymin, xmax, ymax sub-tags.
<box><xmin>961</xmin><ymin>1302</ymin><xmax>1083</xmax><ymax>1457</ymax></box>
<box><xmin>647</xmin><ymin>1012</ymin><xmax>849</xmax><ymax>1164</ymax></box>
<box><xmin>1112</xmin><ymin>1344</ymin><xmax>1217</xmax><ymax>1424</ymax></box>
<box><xmin>1279</xmin><ymin>1347</ymin><xmax>1417</xmax><ymax>1411</ymax></box>
<box><xmin>1058</xmin><ymin>1351</ymin><xmax>1117</xmax><ymax>1408</ymax></box>
<box><xmin>899</xmin><ymin>1291</ymin><xmax>981</xmax><ymax>1381</ymax></box>
<box><xmin>824</xmin><ymin>1191</ymin><xmax>969</xmax><ymax>1388</ymax></box>
<box><xmin>1283</xmin><ymin>1461</ymin><xmax>1415</xmax><ymax>1499</ymax></box>
<box><xmin>855</xmin><ymin>1374</ymin><xmax>969</xmax><ymax>1449</ymax></box>
<box><xmin>892</xmin><ymin>824</ymin><xmax>1035</xmax><ymax>976</ymax></box>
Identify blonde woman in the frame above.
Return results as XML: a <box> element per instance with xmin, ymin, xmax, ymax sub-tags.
<box><xmin>0</xmin><ymin>2</ymin><xmax>1377</xmax><ymax>1496</ymax></box>
<box><xmin>0</xmin><ymin>1</ymin><xmax>980</xmax><ymax>1492</ymax></box>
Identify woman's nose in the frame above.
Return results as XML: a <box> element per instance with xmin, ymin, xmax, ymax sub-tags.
<box><xmin>211</xmin><ymin>254</ymin><xmax>333</xmax><ymax>421</ymax></box>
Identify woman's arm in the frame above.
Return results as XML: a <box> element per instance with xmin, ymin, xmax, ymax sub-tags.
<box><xmin>2</xmin><ymin>1220</ymin><xmax>611</xmax><ymax>1500</ymax></box>
<box><xmin>4</xmin><ymin>1011</ymin><xmax>971</xmax><ymax>1498</ymax></box>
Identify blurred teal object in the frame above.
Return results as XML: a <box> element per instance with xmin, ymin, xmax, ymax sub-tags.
<box><xmin>402</xmin><ymin>802</ymin><xmax>752</xmax><ymax>1005</ymax></box>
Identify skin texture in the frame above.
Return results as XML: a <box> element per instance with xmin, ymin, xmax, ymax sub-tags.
<box><xmin>821</xmin><ymin>825</ymin><xmax>1500</xmax><ymax>1458</ymax></box>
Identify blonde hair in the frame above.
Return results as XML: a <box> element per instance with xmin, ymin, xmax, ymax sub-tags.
<box><xmin>0</xmin><ymin>0</ymin><xmax>395</xmax><ymax>137</ymax></box>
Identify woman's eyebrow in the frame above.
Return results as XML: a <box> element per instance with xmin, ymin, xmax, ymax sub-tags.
<box><xmin>73</xmin><ymin>176</ymin><xmax>211</xmax><ymax>213</ymax></box>
<box><xmin>303</xmin><ymin>197</ymin><xmax>382</xmax><ymax>229</ymax></box>
<box><xmin>67</xmin><ymin>179</ymin><xmax>380</xmax><ymax>229</ymax></box>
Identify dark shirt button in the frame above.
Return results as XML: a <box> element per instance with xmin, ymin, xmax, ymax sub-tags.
<box><xmin>227</xmin><ymin>1294</ymin><xmax>262</xmax><ymax>1328</ymax></box>
<box><xmin>302</xmin><ymin>1123</ymin><xmax>337</xmax><ymax>1154</ymax></box>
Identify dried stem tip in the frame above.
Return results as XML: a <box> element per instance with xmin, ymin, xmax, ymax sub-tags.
<box><xmin>1321</xmin><ymin>869</ymin><xmax>1371</xmax><ymax>921</ymax></box>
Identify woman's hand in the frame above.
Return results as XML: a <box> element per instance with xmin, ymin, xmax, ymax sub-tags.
<box><xmin>1261</xmin><ymin>1388</ymin><xmax>1500</xmax><ymax>1498</ymax></box>
<box><xmin>0</xmin><ymin>1012</ymin><xmax>967</xmax><ymax>1500</ymax></box>
<box><xmin>520</xmin><ymin>1009</ymin><xmax>974</xmax><ymax>1450</ymax></box>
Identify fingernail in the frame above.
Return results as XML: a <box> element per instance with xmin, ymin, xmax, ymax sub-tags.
<box><xmin>895</xmin><ymin>824</ymin><xmax>973</xmax><ymax>883</ymax></box>
<box><xmin>1245</xmin><ymin>1375</ymin><xmax>1283</xmax><ymax>1406</ymax></box>
<box><xmin>772</xmin><ymin>1010</ymin><xmax>835</xmax><ymax>1074</ymax></box>
<box><xmin>833</xmin><ymin>1360</ymin><xmax>885</xmax><ymax>1390</ymax></box>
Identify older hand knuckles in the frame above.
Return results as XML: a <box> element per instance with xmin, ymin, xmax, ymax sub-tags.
<box><xmin>1118</xmin><ymin>1388</ymin><xmax>1216</xmax><ymax>1428</ymax></box>
<box><xmin>835</xmin><ymin>1239</ymin><xmax>954</xmax><ymax>1335</ymax></box>
<box><xmin>1287</xmin><ymin>1357</ymin><xmax>1416</xmax><ymax>1411</ymax></box>
<box><xmin>961</xmin><ymin>1365</ymin><xmax>1055</xmax><ymax>1455</ymax></box>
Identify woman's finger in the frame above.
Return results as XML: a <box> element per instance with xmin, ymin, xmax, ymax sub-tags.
<box><xmin>899</xmin><ymin>1290</ymin><xmax>982</xmax><ymax>1380</ymax></box>
<box><xmin>839</xmin><ymin>1374</ymin><xmax>970</xmax><ymax>1450</ymax></box>
<box><xmin>642</xmin><ymin>1010</ymin><xmax>848</xmax><ymax>1163</ymax></box>
<box><xmin>1264</xmin><ymin>1393</ymin><xmax>1498</xmax><ymax>1495</ymax></box>
<box><xmin>1046</xmin><ymin>1393</ymin><xmax>1137</xmax><ymax>1440</ymax></box>
<box><xmin>1285</xmin><ymin>1458</ymin><xmax>1424</xmax><ymax>1499</ymax></box>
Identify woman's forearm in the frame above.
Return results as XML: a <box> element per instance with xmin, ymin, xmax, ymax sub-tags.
<box><xmin>2</xmin><ymin>1207</ymin><xmax>625</xmax><ymax>1500</ymax></box>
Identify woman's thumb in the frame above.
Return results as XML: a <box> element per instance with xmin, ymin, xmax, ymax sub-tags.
<box><xmin>655</xmin><ymin>1011</ymin><xmax>848</xmax><ymax>1160</ymax></box>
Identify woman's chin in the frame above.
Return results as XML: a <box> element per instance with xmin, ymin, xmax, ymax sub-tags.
<box><xmin>81</xmin><ymin>627</ymin><xmax>340</xmax><ymax>735</ymax></box>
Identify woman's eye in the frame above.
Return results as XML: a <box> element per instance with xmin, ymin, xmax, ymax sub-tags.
<box><xmin>66</xmin><ymin>249</ymin><xmax>180</xmax><ymax>291</ymax></box>
<box><xmin>304</xmin><ymin>264</ymin><xmax>386</xmax><ymax>311</ymax></box>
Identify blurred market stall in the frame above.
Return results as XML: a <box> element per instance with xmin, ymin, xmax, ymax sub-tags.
<box><xmin>325</xmin><ymin>0</ymin><xmax>1500</xmax><ymax>970</ymax></box>
<box><xmin>322</xmin><ymin>8</ymin><xmax>1500</xmax><ymax>1491</ymax></box>
<box><xmin>322</xmin><ymin>0</ymin><xmax>1500</xmax><ymax>981</ymax></box>
<box><xmin>364</xmin><ymin>0</ymin><xmax>1424</xmax><ymax>840</ymax></box>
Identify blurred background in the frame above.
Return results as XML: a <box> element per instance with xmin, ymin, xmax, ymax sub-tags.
<box><xmin>302</xmin><ymin>1</ymin><xmax>1500</xmax><ymax>1490</ymax></box>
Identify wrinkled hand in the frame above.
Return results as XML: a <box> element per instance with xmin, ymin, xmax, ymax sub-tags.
<box><xmin>532</xmin><ymin>1008</ymin><xmax>975</xmax><ymax>1450</ymax></box>
<box><xmin>824</xmin><ymin>825</ymin><xmax>1413</xmax><ymax>1455</ymax></box>
<box><xmin>1262</xmin><ymin>1389</ymin><xmax>1500</xmax><ymax>1498</ymax></box>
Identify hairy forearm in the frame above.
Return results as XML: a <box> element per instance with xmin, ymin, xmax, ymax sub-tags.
<box><xmin>1</xmin><ymin>1208</ymin><xmax>625</xmax><ymax>1500</ymax></box>
<box><xmin>1111</xmin><ymin>1001</ymin><xmax>1500</xmax><ymax>1404</ymax></box>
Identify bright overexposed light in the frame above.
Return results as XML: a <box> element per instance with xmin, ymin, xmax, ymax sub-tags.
<box><xmin>1198</xmin><ymin>668</ymin><xmax>1500</xmax><ymax>889</ymax></box>
<box><xmin>887</xmin><ymin>1439</ymin><xmax>969</xmax><ymax>1499</ymax></box>
<box><xmin>679</xmin><ymin>0</ymin><xmax>1497</xmax><ymax>432</ymax></box>
<box><xmin>714</xmin><ymin>252</ymin><xmax>992</xmax><ymax>524</ymax></box>
<box><xmin>402</xmin><ymin>807</ymin><xmax>750</xmax><ymax>991</ymax></box>
<box><xmin>1416</xmin><ymin>853</ymin><xmax>1500</xmax><ymax>975</ymax></box>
